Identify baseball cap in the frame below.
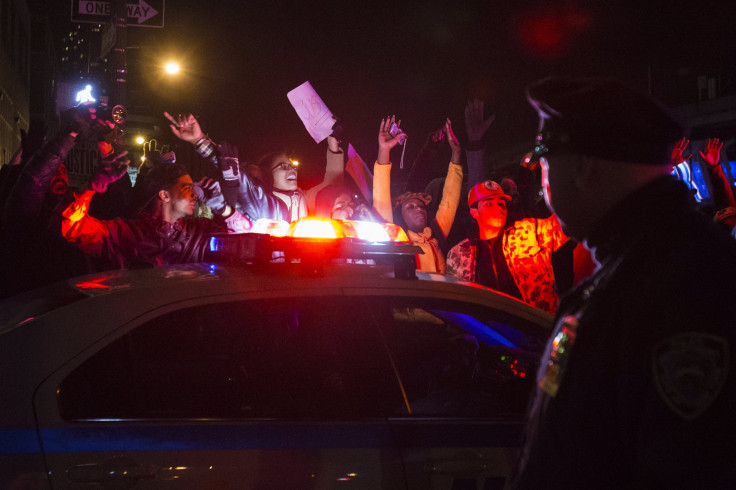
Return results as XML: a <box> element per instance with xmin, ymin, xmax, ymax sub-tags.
<box><xmin>468</xmin><ymin>180</ymin><xmax>512</xmax><ymax>208</ymax></box>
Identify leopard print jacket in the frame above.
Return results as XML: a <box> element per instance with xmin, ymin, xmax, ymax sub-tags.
<box><xmin>446</xmin><ymin>216</ymin><xmax>568</xmax><ymax>313</ymax></box>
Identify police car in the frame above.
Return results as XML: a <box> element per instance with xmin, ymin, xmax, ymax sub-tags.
<box><xmin>0</xmin><ymin>218</ymin><xmax>552</xmax><ymax>489</ymax></box>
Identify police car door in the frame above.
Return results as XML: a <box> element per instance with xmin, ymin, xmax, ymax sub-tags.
<box><xmin>34</xmin><ymin>293</ymin><xmax>408</xmax><ymax>489</ymax></box>
<box><xmin>349</xmin><ymin>288</ymin><xmax>548</xmax><ymax>490</ymax></box>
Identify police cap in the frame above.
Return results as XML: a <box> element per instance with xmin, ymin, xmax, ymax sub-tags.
<box><xmin>526</xmin><ymin>77</ymin><xmax>686</xmax><ymax>165</ymax></box>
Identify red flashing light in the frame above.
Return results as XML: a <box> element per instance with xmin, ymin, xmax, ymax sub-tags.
<box><xmin>290</xmin><ymin>217</ymin><xmax>342</xmax><ymax>239</ymax></box>
<box><xmin>251</xmin><ymin>217</ymin><xmax>410</xmax><ymax>243</ymax></box>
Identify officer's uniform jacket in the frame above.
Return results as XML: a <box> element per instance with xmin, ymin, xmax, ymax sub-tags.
<box><xmin>511</xmin><ymin>177</ymin><xmax>736</xmax><ymax>489</ymax></box>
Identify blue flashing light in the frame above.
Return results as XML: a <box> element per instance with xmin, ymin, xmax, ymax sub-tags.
<box><xmin>209</xmin><ymin>236</ymin><xmax>221</xmax><ymax>252</ymax></box>
<box><xmin>727</xmin><ymin>161</ymin><xmax>736</xmax><ymax>189</ymax></box>
<box><xmin>672</xmin><ymin>161</ymin><xmax>707</xmax><ymax>202</ymax></box>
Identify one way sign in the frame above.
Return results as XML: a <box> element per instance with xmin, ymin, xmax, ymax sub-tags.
<box><xmin>71</xmin><ymin>0</ymin><xmax>165</xmax><ymax>28</ymax></box>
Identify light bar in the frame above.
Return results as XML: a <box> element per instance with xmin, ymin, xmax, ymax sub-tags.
<box><xmin>249</xmin><ymin>217</ymin><xmax>409</xmax><ymax>243</ymax></box>
<box><xmin>289</xmin><ymin>217</ymin><xmax>343</xmax><ymax>239</ymax></box>
<box><xmin>207</xmin><ymin>217</ymin><xmax>421</xmax><ymax>278</ymax></box>
<box><xmin>343</xmin><ymin>220</ymin><xmax>390</xmax><ymax>242</ymax></box>
<box><xmin>250</xmin><ymin>219</ymin><xmax>290</xmax><ymax>237</ymax></box>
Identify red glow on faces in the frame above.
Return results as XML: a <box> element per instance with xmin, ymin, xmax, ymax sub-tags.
<box><xmin>50</xmin><ymin>164</ymin><xmax>69</xmax><ymax>196</ymax></box>
<box><xmin>518</xmin><ymin>8</ymin><xmax>592</xmax><ymax>58</ymax></box>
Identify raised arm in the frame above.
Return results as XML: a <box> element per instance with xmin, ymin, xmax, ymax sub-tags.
<box><xmin>306</xmin><ymin>135</ymin><xmax>345</xmax><ymax>213</ymax></box>
<box><xmin>4</xmin><ymin>105</ymin><xmax>111</xmax><ymax>224</ymax></box>
<box><xmin>373</xmin><ymin>116</ymin><xmax>405</xmax><ymax>222</ymax></box>
<box><xmin>699</xmin><ymin>138</ymin><xmax>736</xmax><ymax>209</ymax></box>
<box><xmin>60</xmin><ymin>151</ymin><xmax>130</xmax><ymax>257</ymax></box>
<box><xmin>165</xmin><ymin>113</ymin><xmax>285</xmax><ymax>221</ymax></box>
<box><xmin>435</xmin><ymin>119</ymin><xmax>463</xmax><ymax>238</ymax></box>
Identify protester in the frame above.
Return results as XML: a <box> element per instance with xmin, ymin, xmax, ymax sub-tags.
<box><xmin>510</xmin><ymin>77</ymin><xmax>736</xmax><ymax>489</ymax></box>
<box><xmin>373</xmin><ymin>116</ymin><xmax>463</xmax><ymax>273</ymax></box>
<box><xmin>254</xmin><ymin>133</ymin><xmax>345</xmax><ymax>221</ymax></box>
<box><xmin>671</xmin><ymin>136</ymin><xmax>735</xmax><ymax>209</ymax></box>
<box><xmin>165</xmin><ymin>112</ymin><xmax>287</xmax><ymax>222</ymax></box>
<box><xmin>446</xmin><ymin>180</ymin><xmax>568</xmax><ymax>313</ymax></box>
<box><xmin>61</xmin><ymin>161</ymin><xmax>252</xmax><ymax>268</ymax></box>
<box><xmin>314</xmin><ymin>184</ymin><xmax>379</xmax><ymax>221</ymax></box>
<box><xmin>0</xmin><ymin>106</ymin><xmax>114</xmax><ymax>297</ymax></box>
<box><xmin>0</xmin><ymin>120</ymin><xmax>47</xmax><ymax>221</ymax></box>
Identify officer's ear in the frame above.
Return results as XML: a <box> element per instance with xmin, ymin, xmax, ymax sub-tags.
<box><xmin>158</xmin><ymin>189</ymin><xmax>171</xmax><ymax>203</ymax></box>
<box><xmin>469</xmin><ymin>206</ymin><xmax>479</xmax><ymax>220</ymax></box>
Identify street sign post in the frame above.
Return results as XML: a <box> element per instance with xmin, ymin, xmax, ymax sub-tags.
<box><xmin>71</xmin><ymin>0</ymin><xmax>165</xmax><ymax>28</ymax></box>
<box><xmin>99</xmin><ymin>21</ymin><xmax>115</xmax><ymax>59</ymax></box>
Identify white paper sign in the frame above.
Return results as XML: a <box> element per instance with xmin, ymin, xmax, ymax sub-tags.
<box><xmin>287</xmin><ymin>81</ymin><xmax>337</xmax><ymax>143</ymax></box>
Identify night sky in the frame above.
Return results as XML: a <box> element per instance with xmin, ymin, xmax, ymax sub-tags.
<box><xmin>51</xmin><ymin>0</ymin><xmax>736</xmax><ymax>187</ymax></box>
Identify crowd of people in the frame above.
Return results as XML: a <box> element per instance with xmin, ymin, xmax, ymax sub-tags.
<box><xmin>0</xmin><ymin>95</ymin><xmax>593</xmax><ymax>307</ymax></box>
<box><xmin>0</xmin><ymin>77</ymin><xmax>735</xmax><ymax>487</ymax></box>
<box><xmin>2</xmin><ymin>92</ymin><xmax>733</xmax><ymax>310</ymax></box>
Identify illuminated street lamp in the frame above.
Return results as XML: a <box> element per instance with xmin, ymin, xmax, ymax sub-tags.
<box><xmin>164</xmin><ymin>61</ymin><xmax>180</xmax><ymax>75</ymax></box>
<box><xmin>136</xmin><ymin>136</ymin><xmax>145</xmax><ymax>145</ymax></box>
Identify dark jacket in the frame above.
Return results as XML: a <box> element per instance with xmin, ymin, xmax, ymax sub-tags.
<box><xmin>511</xmin><ymin>176</ymin><xmax>736</xmax><ymax>489</ymax></box>
<box><xmin>194</xmin><ymin>139</ymin><xmax>287</xmax><ymax>222</ymax></box>
<box><xmin>61</xmin><ymin>190</ymin><xmax>247</xmax><ymax>269</ymax></box>
<box><xmin>0</xmin><ymin>134</ymin><xmax>88</xmax><ymax>298</ymax></box>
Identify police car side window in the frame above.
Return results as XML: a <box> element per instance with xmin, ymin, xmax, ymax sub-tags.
<box><xmin>368</xmin><ymin>299</ymin><xmax>541</xmax><ymax>418</ymax></box>
<box><xmin>58</xmin><ymin>297</ymin><xmax>404</xmax><ymax>420</ymax></box>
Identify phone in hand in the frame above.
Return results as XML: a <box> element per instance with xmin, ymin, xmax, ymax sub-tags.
<box><xmin>388</xmin><ymin>122</ymin><xmax>407</xmax><ymax>145</ymax></box>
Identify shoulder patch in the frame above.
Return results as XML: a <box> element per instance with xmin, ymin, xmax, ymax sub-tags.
<box><xmin>652</xmin><ymin>332</ymin><xmax>729</xmax><ymax>420</ymax></box>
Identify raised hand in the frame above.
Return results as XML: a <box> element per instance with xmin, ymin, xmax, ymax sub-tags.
<box><xmin>61</xmin><ymin>103</ymin><xmax>115</xmax><ymax>137</ymax></box>
<box><xmin>327</xmin><ymin>135</ymin><xmax>340</xmax><ymax>153</ymax></box>
<box><xmin>143</xmin><ymin>139</ymin><xmax>162</xmax><ymax>166</ymax></box>
<box><xmin>464</xmin><ymin>99</ymin><xmax>495</xmax><ymax>142</ymax></box>
<box><xmin>445</xmin><ymin>118</ymin><xmax>461</xmax><ymax>164</ymax></box>
<box><xmin>699</xmin><ymin>138</ymin><xmax>724</xmax><ymax>168</ymax></box>
<box><xmin>164</xmin><ymin>112</ymin><xmax>204</xmax><ymax>143</ymax></box>
<box><xmin>194</xmin><ymin>177</ymin><xmax>227</xmax><ymax>214</ymax></box>
<box><xmin>377</xmin><ymin>116</ymin><xmax>405</xmax><ymax>165</ymax></box>
<box><xmin>378</xmin><ymin>116</ymin><xmax>405</xmax><ymax>149</ymax></box>
<box><xmin>90</xmin><ymin>151</ymin><xmax>129</xmax><ymax>193</ymax></box>
<box><xmin>670</xmin><ymin>137</ymin><xmax>691</xmax><ymax>166</ymax></box>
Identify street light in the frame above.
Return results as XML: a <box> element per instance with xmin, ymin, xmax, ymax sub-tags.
<box><xmin>164</xmin><ymin>61</ymin><xmax>180</xmax><ymax>75</ymax></box>
<box><xmin>136</xmin><ymin>136</ymin><xmax>145</xmax><ymax>145</ymax></box>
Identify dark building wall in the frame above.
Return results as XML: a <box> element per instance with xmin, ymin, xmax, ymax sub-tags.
<box><xmin>0</xmin><ymin>0</ymin><xmax>31</xmax><ymax>166</ymax></box>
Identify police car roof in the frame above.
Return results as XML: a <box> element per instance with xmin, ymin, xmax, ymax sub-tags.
<box><xmin>0</xmin><ymin>261</ymin><xmax>551</xmax><ymax>335</ymax></box>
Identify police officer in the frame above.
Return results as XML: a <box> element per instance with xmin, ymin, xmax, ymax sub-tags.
<box><xmin>509</xmin><ymin>78</ymin><xmax>736</xmax><ymax>489</ymax></box>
